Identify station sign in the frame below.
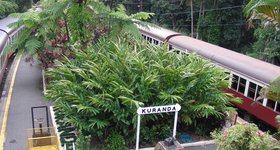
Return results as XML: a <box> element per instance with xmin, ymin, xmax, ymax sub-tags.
<box><xmin>137</xmin><ymin>104</ymin><xmax>181</xmax><ymax>115</ymax></box>
<box><xmin>135</xmin><ymin>103</ymin><xmax>181</xmax><ymax>150</ymax></box>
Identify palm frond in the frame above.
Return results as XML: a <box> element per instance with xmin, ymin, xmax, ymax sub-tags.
<box><xmin>118</xmin><ymin>96</ymin><xmax>144</xmax><ymax>108</ymax></box>
<box><xmin>244</xmin><ymin>0</ymin><xmax>280</xmax><ymax>27</ymax></box>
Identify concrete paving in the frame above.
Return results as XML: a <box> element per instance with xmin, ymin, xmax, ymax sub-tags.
<box><xmin>2</xmin><ymin>56</ymin><xmax>52</xmax><ymax>150</ymax></box>
<box><xmin>184</xmin><ymin>144</ymin><xmax>216</xmax><ymax>150</ymax></box>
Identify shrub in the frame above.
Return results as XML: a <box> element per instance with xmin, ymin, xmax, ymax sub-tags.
<box><xmin>141</xmin><ymin>123</ymin><xmax>172</xmax><ymax>145</ymax></box>
<box><xmin>211</xmin><ymin>123</ymin><xmax>280</xmax><ymax>150</ymax></box>
<box><xmin>105</xmin><ymin>132</ymin><xmax>126</xmax><ymax>150</ymax></box>
<box><xmin>46</xmin><ymin>39</ymin><xmax>238</xmax><ymax>147</ymax></box>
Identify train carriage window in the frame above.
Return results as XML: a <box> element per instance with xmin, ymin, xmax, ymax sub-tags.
<box><xmin>276</xmin><ymin>103</ymin><xmax>280</xmax><ymax>112</ymax></box>
<box><xmin>224</xmin><ymin>72</ymin><xmax>230</xmax><ymax>81</ymax></box>
<box><xmin>154</xmin><ymin>40</ymin><xmax>159</xmax><ymax>45</ymax></box>
<box><xmin>266</xmin><ymin>99</ymin><xmax>276</xmax><ymax>110</ymax></box>
<box><xmin>169</xmin><ymin>45</ymin><xmax>173</xmax><ymax>50</ymax></box>
<box><xmin>231</xmin><ymin>74</ymin><xmax>239</xmax><ymax>90</ymax></box>
<box><xmin>256</xmin><ymin>86</ymin><xmax>263</xmax><ymax>103</ymax></box>
<box><xmin>173</xmin><ymin>49</ymin><xmax>181</xmax><ymax>54</ymax></box>
<box><xmin>142</xmin><ymin>35</ymin><xmax>146</xmax><ymax>40</ymax></box>
<box><xmin>238</xmin><ymin>77</ymin><xmax>246</xmax><ymax>94</ymax></box>
<box><xmin>149</xmin><ymin>38</ymin><xmax>153</xmax><ymax>43</ymax></box>
<box><xmin>248</xmin><ymin>82</ymin><xmax>257</xmax><ymax>99</ymax></box>
<box><xmin>152</xmin><ymin>39</ymin><xmax>155</xmax><ymax>44</ymax></box>
<box><xmin>149</xmin><ymin>37</ymin><xmax>153</xmax><ymax>43</ymax></box>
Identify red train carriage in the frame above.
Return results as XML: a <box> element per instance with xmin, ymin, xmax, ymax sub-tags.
<box><xmin>138</xmin><ymin>25</ymin><xmax>280</xmax><ymax>129</ymax></box>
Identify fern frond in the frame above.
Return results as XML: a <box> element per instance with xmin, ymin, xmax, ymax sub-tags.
<box><xmin>24</xmin><ymin>38</ymin><xmax>43</xmax><ymax>54</ymax></box>
<box><xmin>129</xmin><ymin>12</ymin><xmax>154</xmax><ymax>20</ymax></box>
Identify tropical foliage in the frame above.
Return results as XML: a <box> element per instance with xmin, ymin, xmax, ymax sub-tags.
<box><xmin>46</xmin><ymin>37</ymin><xmax>238</xmax><ymax>147</ymax></box>
<box><xmin>111</xmin><ymin>0</ymin><xmax>251</xmax><ymax>52</ymax></box>
<box><xmin>244</xmin><ymin>0</ymin><xmax>280</xmax><ymax>27</ymax></box>
<box><xmin>244</xmin><ymin>26</ymin><xmax>280</xmax><ymax>64</ymax></box>
<box><xmin>260</xmin><ymin>77</ymin><xmax>280</xmax><ymax>102</ymax></box>
<box><xmin>0</xmin><ymin>0</ymin><xmax>18</xmax><ymax>19</ymax></box>
<box><xmin>6</xmin><ymin>0</ymin><xmax>153</xmax><ymax>68</ymax></box>
<box><xmin>212</xmin><ymin>123</ymin><xmax>280</xmax><ymax>150</ymax></box>
<box><xmin>8</xmin><ymin>0</ymin><xmax>31</xmax><ymax>12</ymax></box>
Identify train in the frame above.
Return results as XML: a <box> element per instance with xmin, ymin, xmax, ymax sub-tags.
<box><xmin>0</xmin><ymin>17</ymin><xmax>23</xmax><ymax>87</ymax></box>
<box><xmin>1</xmin><ymin>15</ymin><xmax>280</xmax><ymax>129</ymax></box>
<box><xmin>138</xmin><ymin>25</ymin><xmax>280</xmax><ymax>129</ymax></box>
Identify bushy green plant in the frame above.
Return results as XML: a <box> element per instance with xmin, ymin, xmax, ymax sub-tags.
<box><xmin>46</xmin><ymin>38</ymin><xmax>238</xmax><ymax>147</ymax></box>
<box><xmin>141</xmin><ymin>123</ymin><xmax>171</xmax><ymax>145</ymax></box>
<box><xmin>190</xmin><ymin>116</ymin><xmax>223</xmax><ymax>136</ymax></box>
<box><xmin>211</xmin><ymin>123</ymin><xmax>280</xmax><ymax>150</ymax></box>
<box><xmin>76</xmin><ymin>134</ymin><xmax>92</xmax><ymax>150</ymax></box>
<box><xmin>105</xmin><ymin>132</ymin><xmax>126</xmax><ymax>150</ymax></box>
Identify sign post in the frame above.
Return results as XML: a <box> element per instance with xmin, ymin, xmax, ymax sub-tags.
<box><xmin>135</xmin><ymin>104</ymin><xmax>181</xmax><ymax>150</ymax></box>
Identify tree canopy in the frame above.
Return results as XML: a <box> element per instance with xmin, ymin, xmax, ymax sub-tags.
<box><xmin>7</xmin><ymin>0</ymin><xmax>153</xmax><ymax>68</ymax></box>
<box><xmin>0</xmin><ymin>0</ymin><xmax>18</xmax><ymax>19</ymax></box>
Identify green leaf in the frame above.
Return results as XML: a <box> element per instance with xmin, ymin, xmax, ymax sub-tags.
<box><xmin>118</xmin><ymin>96</ymin><xmax>144</xmax><ymax>108</ymax></box>
<box><xmin>24</xmin><ymin>38</ymin><xmax>43</xmax><ymax>54</ymax></box>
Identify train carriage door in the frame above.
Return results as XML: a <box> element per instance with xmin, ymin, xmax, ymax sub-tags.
<box><xmin>256</xmin><ymin>85</ymin><xmax>263</xmax><ymax>104</ymax></box>
<box><xmin>248</xmin><ymin>82</ymin><xmax>257</xmax><ymax>100</ymax></box>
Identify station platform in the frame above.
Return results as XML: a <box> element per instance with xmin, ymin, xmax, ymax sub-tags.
<box><xmin>0</xmin><ymin>55</ymin><xmax>53</xmax><ymax>150</ymax></box>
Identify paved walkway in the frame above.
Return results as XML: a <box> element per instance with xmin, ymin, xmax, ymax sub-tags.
<box><xmin>185</xmin><ymin>144</ymin><xmax>216</xmax><ymax>150</ymax></box>
<box><xmin>0</xmin><ymin>56</ymin><xmax>52</xmax><ymax>150</ymax></box>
